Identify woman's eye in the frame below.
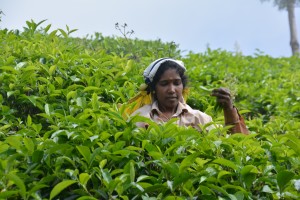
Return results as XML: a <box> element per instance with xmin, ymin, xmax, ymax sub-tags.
<box><xmin>158</xmin><ymin>80</ymin><xmax>181</xmax><ymax>86</ymax></box>
<box><xmin>174</xmin><ymin>80</ymin><xmax>182</xmax><ymax>85</ymax></box>
<box><xmin>159</xmin><ymin>81</ymin><xmax>168</xmax><ymax>86</ymax></box>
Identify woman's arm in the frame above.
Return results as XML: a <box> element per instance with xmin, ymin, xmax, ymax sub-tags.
<box><xmin>211</xmin><ymin>88</ymin><xmax>249</xmax><ymax>134</ymax></box>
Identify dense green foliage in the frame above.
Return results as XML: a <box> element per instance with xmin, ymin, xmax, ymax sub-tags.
<box><xmin>0</xmin><ymin>20</ymin><xmax>299</xmax><ymax>199</ymax></box>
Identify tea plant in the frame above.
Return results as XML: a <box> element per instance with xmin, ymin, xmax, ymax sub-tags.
<box><xmin>0</xmin><ymin>20</ymin><xmax>299</xmax><ymax>199</ymax></box>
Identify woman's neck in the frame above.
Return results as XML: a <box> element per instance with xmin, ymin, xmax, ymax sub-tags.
<box><xmin>157</xmin><ymin>103</ymin><xmax>178</xmax><ymax>116</ymax></box>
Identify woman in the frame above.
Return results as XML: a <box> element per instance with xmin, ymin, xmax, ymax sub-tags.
<box><xmin>129</xmin><ymin>58</ymin><xmax>248</xmax><ymax>134</ymax></box>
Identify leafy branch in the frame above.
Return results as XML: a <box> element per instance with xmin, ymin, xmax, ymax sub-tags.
<box><xmin>115</xmin><ymin>22</ymin><xmax>138</xmax><ymax>60</ymax></box>
<box><xmin>115</xmin><ymin>22</ymin><xmax>134</xmax><ymax>40</ymax></box>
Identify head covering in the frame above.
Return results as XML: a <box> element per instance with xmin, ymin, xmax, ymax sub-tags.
<box><xmin>143</xmin><ymin>58</ymin><xmax>186</xmax><ymax>84</ymax></box>
<box><xmin>122</xmin><ymin>58</ymin><xmax>188</xmax><ymax>118</ymax></box>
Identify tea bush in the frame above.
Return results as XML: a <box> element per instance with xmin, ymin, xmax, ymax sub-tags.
<box><xmin>0</xmin><ymin>20</ymin><xmax>299</xmax><ymax>199</ymax></box>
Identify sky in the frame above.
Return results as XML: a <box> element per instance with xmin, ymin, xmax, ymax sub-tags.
<box><xmin>1</xmin><ymin>0</ymin><xmax>299</xmax><ymax>57</ymax></box>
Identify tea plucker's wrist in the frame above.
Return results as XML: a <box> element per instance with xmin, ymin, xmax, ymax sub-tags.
<box><xmin>223</xmin><ymin>105</ymin><xmax>241</xmax><ymax>125</ymax></box>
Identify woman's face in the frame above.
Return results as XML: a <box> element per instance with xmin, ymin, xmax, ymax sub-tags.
<box><xmin>155</xmin><ymin>68</ymin><xmax>183</xmax><ymax>111</ymax></box>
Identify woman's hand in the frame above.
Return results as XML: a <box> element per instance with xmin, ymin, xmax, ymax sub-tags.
<box><xmin>211</xmin><ymin>88</ymin><xmax>234</xmax><ymax>111</ymax></box>
<box><xmin>211</xmin><ymin>87</ymin><xmax>249</xmax><ymax>134</ymax></box>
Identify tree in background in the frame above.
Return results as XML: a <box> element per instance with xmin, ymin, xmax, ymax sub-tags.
<box><xmin>261</xmin><ymin>0</ymin><xmax>300</xmax><ymax>56</ymax></box>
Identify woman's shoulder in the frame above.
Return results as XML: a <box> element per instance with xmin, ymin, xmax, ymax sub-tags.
<box><xmin>131</xmin><ymin>104</ymin><xmax>152</xmax><ymax>117</ymax></box>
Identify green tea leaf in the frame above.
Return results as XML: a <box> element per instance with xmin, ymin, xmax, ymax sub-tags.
<box><xmin>234</xmin><ymin>191</ymin><xmax>245</xmax><ymax>200</ymax></box>
<box><xmin>0</xmin><ymin>66</ymin><xmax>17</xmax><ymax>73</ymax></box>
<box><xmin>136</xmin><ymin>175</ymin><xmax>150</xmax><ymax>183</ymax></box>
<box><xmin>49</xmin><ymin>65</ymin><xmax>56</xmax><ymax>76</ymax></box>
<box><xmin>54</xmin><ymin>76</ymin><xmax>64</xmax><ymax>86</ymax></box>
<box><xmin>58</xmin><ymin>29</ymin><xmax>68</xmax><ymax>38</ymax></box>
<box><xmin>129</xmin><ymin>161</ymin><xmax>135</xmax><ymax>182</ymax></box>
<box><xmin>79</xmin><ymin>173</ymin><xmax>90</xmax><ymax>187</ymax></box>
<box><xmin>91</xmin><ymin>92</ymin><xmax>99</xmax><ymax>110</ymax></box>
<box><xmin>23</xmin><ymin>137</ymin><xmax>34</xmax><ymax>155</ymax></box>
<box><xmin>77</xmin><ymin>196</ymin><xmax>98</xmax><ymax>200</ymax></box>
<box><xmin>217</xmin><ymin>170</ymin><xmax>232</xmax><ymax>179</ymax></box>
<box><xmin>0</xmin><ymin>191</ymin><xmax>19</xmax><ymax>198</ymax></box>
<box><xmin>76</xmin><ymin>146</ymin><xmax>91</xmax><ymax>164</ymax></box>
<box><xmin>83</xmin><ymin>86</ymin><xmax>101</xmax><ymax>92</ymax></box>
<box><xmin>49</xmin><ymin>180</ymin><xmax>77</xmax><ymax>200</ymax></box>
<box><xmin>27</xmin><ymin>115</ymin><xmax>32</xmax><ymax>126</ymax></box>
<box><xmin>7</xmin><ymin>173</ymin><xmax>26</xmax><ymax>199</ymax></box>
<box><xmin>68</xmin><ymin>28</ymin><xmax>78</xmax><ymax>35</ymax></box>
<box><xmin>199</xmin><ymin>85</ymin><xmax>214</xmax><ymax>93</ymax></box>
<box><xmin>240</xmin><ymin>165</ymin><xmax>258</xmax><ymax>176</ymax></box>
<box><xmin>277</xmin><ymin>170</ymin><xmax>294</xmax><ymax>193</ymax></box>
<box><xmin>179</xmin><ymin>153</ymin><xmax>198</xmax><ymax>173</ymax></box>
<box><xmin>0</xmin><ymin>143</ymin><xmax>9</xmax><ymax>154</ymax></box>
<box><xmin>240</xmin><ymin>165</ymin><xmax>259</xmax><ymax>188</ymax></box>
<box><xmin>28</xmin><ymin>184</ymin><xmax>49</xmax><ymax>196</ymax></box>
<box><xmin>32</xmin><ymin>150</ymin><xmax>44</xmax><ymax>163</ymax></box>
<box><xmin>44</xmin><ymin>104</ymin><xmax>52</xmax><ymax>115</ymax></box>
<box><xmin>76</xmin><ymin>97</ymin><xmax>86</xmax><ymax>108</ymax></box>
<box><xmin>198</xmin><ymin>185</ymin><xmax>213</xmax><ymax>195</ymax></box>
<box><xmin>101</xmin><ymin>168</ymin><xmax>112</xmax><ymax>184</ymax></box>
<box><xmin>173</xmin><ymin>171</ymin><xmax>191</xmax><ymax>189</ymax></box>
<box><xmin>262</xmin><ymin>185</ymin><xmax>274</xmax><ymax>193</ymax></box>
<box><xmin>44</xmin><ymin>24</ymin><xmax>51</xmax><ymax>33</ymax></box>
<box><xmin>49</xmin><ymin>30</ymin><xmax>58</xmax><ymax>37</ymax></box>
<box><xmin>148</xmin><ymin>151</ymin><xmax>163</xmax><ymax>160</ymax></box>
<box><xmin>6</xmin><ymin>136</ymin><xmax>22</xmax><ymax>150</ymax></box>
<box><xmin>0</xmin><ymin>124</ymin><xmax>11</xmax><ymax>131</ymax></box>
<box><xmin>213</xmin><ymin>158</ymin><xmax>238</xmax><ymax>171</ymax></box>
<box><xmin>99</xmin><ymin>159</ymin><xmax>107</xmax><ymax>168</ymax></box>
<box><xmin>66</xmin><ymin>91</ymin><xmax>77</xmax><ymax>101</ymax></box>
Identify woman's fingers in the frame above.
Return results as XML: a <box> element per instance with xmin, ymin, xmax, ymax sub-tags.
<box><xmin>211</xmin><ymin>88</ymin><xmax>231</xmax><ymax>97</ymax></box>
<box><xmin>211</xmin><ymin>88</ymin><xmax>233</xmax><ymax>109</ymax></box>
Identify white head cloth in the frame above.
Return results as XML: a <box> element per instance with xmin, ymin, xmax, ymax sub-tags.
<box><xmin>143</xmin><ymin>58</ymin><xmax>186</xmax><ymax>84</ymax></box>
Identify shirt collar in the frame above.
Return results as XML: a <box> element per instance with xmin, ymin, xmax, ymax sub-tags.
<box><xmin>150</xmin><ymin>101</ymin><xmax>188</xmax><ymax>117</ymax></box>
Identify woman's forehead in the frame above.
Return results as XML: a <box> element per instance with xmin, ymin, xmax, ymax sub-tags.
<box><xmin>159</xmin><ymin>69</ymin><xmax>181</xmax><ymax>80</ymax></box>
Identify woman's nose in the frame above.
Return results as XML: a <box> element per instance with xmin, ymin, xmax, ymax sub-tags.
<box><xmin>168</xmin><ymin>84</ymin><xmax>176</xmax><ymax>93</ymax></box>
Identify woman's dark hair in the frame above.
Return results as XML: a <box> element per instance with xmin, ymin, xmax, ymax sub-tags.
<box><xmin>148</xmin><ymin>60</ymin><xmax>188</xmax><ymax>92</ymax></box>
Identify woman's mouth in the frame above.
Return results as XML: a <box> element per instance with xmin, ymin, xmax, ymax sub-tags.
<box><xmin>167</xmin><ymin>96</ymin><xmax>177</xmax><ymax>100</ymax></box>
